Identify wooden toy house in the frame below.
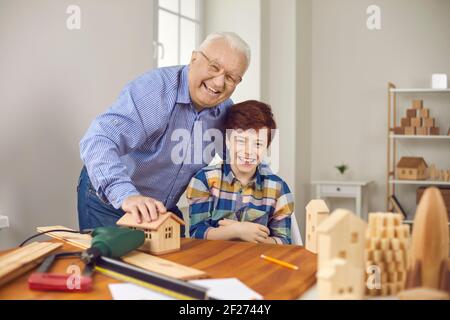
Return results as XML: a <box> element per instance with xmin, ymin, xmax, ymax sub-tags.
<box><xmin>396</xmin><ymin>157</ymin><xmax>428</xmax><ymax>180</ymax></box>
<box><xmin>117</xmin><ymin>212</ymin><xmax>185</xmax><ymax>255</ymax></box>
<box><xmin>316</xmin><ymin>209</ymin><xmax>367</xmax><ymax>299</ymax></box>
<box><xmin>305</xmin><ymin>199</ymin><xmax>330</xmax><ymax>253</ymax></box>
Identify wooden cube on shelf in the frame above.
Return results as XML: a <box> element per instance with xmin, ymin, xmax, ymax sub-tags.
<box><xmin>416</xmin><ymin>127</ymin><xmax>428</xmax><ymax>136</ymax></box>
<box><xmin>412</xmin><ymin>100</ymin><xmax>423</xmax><ymax>109</ymax></box>
<box><xmin>393</xmin><ymin>127</ymin><xmax>405</xmax><ymax>135</ymax></box>
<box><xmin>401</xmin><ymin>118</ymin><xmax>410</xmax><ymax>127</ymax></box>
<box><xmin>430</xmin><ymin>127</ymin><xmax>440</xmax><ymax>135</ymax></box>
<box><xmin>419</xmin><ymin>108</ymin><xmax>429</xmax><ymax>118</ymax></box>
<box><xmin>411</xmin><ymin>117</ymin><xmax>422</xmax><ymax>127</ymax></box>
<box><xmin>423</xmin><ymin>118</ymin><xmax>435</xmax><ymax>128</ymax></box>
<box><xmin>406</xmin><ymin>109</ymin><xmax>417</xmax><ymax>118</ymax></box>
<box><xmin>404</xmin><ymin>127</ymin><xmax>416</xmax><ymax>135</ymax></box>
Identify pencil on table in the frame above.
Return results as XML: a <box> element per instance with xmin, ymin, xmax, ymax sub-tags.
<box><xmin>260</xmin><ymin>254</ymin><xmax>299</xmax><ymax>270</ymax></box>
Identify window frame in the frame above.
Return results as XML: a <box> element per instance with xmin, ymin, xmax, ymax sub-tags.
<box><xmin>153</xmin><ymin>0</ymin><xmax>204</xmax><ymax>67</ymax></box>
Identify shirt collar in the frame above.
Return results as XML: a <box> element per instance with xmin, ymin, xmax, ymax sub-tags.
<box><xmin>222</xmin><ymin>163</ymin><xmax>264</xmax><ymax>191</ymax></box>
<box><xmin>176</xmin><ymin>65</ymin><xmax>191</xmax><ymax>105</ymax></box>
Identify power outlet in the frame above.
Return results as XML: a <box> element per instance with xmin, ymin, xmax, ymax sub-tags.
<box><xmin>0</xmin><ymin>215</ymin><xmax>9</xmax><ymax>229</ymax></box>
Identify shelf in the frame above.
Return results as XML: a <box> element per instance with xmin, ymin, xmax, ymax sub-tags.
<box><xmin>390</xmin><ymin>88</ymin><xmax>450</xmax><ymax>93</ymax></box>
<box><xmin>390</xmin><ymin>134</ymin><xmax>450</xmax><ymax>140</ymax></box>
<box><xmin>389</xmin><ymin>179</ymin><xmax>450</xmax><ymax>186</ymax></box>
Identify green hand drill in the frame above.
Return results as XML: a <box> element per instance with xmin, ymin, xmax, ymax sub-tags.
<box><xmin>81</xmin><ymin>227</ymin><xmax>145</xmax><ymax>264</ymax></box>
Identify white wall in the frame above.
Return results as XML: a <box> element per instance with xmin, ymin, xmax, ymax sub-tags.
<box><xmin>203</xmin><ymin>0</ymin><xmax>261</xmax><ymax>102</ymax></box>
<box><xmin>310</xmin><ymin>0</ymin><xmax>450</xmax><ymax>217</ymax></box>
<box><xmin>0</xmin><ymin>0</ymin><xmax>155</xmax><ymax>249</ymax></box>
<box><xmin>260</xmin><ymin>0</ymin><xmax>298</xmax><ymax>216</ymax></box>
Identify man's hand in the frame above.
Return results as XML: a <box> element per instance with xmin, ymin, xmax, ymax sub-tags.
<box><xmin>121</xmin><ymin>195</ymin><xmax>166</xmax><ymax>224</ymax></box>
<box><xmin>219</xmin><ymin>220</ymin><xmax>270</xmax><ymax>243</ymax></box>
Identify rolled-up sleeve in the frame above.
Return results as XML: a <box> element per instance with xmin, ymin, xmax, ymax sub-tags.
<box><xmin>269</xmin><ymin>182</ymin><xmax>294</xmax><ymax>244</ymax></box>
<box><xmin>186</xmin><ymin>170</ymin><xmax>214</xmax><ymax>239</ymax></box>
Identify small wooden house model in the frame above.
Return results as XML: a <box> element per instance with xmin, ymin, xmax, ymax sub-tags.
<box><xmin>305</xmin><ymin>199</ymin><xmax>330</xmax><ymax>253</ymax></box>
<box><xmin>117</xmin><ymin>212</ymin><xmax>185</xmax><ymax>255</ymax></box>
<box><xmin>316</xmin><ymin>209</ymin><xmax>367</xmax><ymax>299</ymax></box>
<box><xmin>396</xmin><ymin>157</ymin><xmax>428</xmax><ymax>181</ymax></box>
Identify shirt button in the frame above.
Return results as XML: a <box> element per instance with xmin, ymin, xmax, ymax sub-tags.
<box><xmin>112</xmin><ymin>119</ymin><xmax>119</xmax><ymax>126</ymax></box>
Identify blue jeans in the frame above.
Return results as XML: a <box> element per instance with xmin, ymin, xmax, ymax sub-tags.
<box><xmin>77</xmin><ymin>167</ymin><xmax>185</xmax><ymax>236</ymax></box>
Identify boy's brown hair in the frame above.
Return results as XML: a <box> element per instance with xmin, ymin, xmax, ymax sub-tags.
<box><xmin>224</xmin><ymin>100</ymin><xmax>277</xmax><ymax>146</ymax></box>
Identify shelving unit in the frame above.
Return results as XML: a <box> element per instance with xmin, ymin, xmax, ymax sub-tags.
<box><xmin>386</xmin><ymin>82</ymin><xmax>450</xmax><ymax>217</ymax></box>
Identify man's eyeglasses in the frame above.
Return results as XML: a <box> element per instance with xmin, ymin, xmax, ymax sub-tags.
<box><xmin>196</xmin><ymin>51</ymin><xmax>243</xmax><ymax>88</ymax></box>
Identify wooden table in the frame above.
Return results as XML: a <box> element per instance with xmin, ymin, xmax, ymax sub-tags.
<box><xmin>0</xmin><ymin>238</ymin><xmax>317</xmax><ymax>300</ymax></box>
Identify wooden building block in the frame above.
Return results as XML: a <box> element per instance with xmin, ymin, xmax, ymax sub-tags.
<box><xmin>416</xmin><ymin>127</ymin><xmax>428</xmax><ymax>135</ymax></box>
<box><xmin>404</xmin><ymin>127</ymin><xmax>416</xmax><ymax>135</ymax></box>
<box><xmin>380</xmin><ymin>238</ymin><xmax>389</xmax><ymax>251</ymax></box>
<box><xmin>389</xmin><ymin>283</ymin><xmax>398</xmax><ymax>295</ymax></box>
<box><xmin>373</xmin><ymin>250</ymin><xmax>383</xmax><ymax>263</ymax></box>
<box><xmin>406</xmin><ymin>109</ymin><xmax>417</xmax><ymax>118</ymax></box>
<box><xmin>385</xmin><ymin>214</ymin><xmax>395</xmax><ymax>227</ymax></box>
<box><xmin>393</xmin><ymin>214</ymin><xmax>403</xmax><ymax>227</ymax></box>
<box><xmin>430</xmin><ymin>127</ymin><xmax>440</xmax><ymax>135</ymax></box>
<box><xmin>387</xmin><ymin>262</ymin><xmax>396</xmax><ymax>273</ymax></box>
<box><xmin>371</xmin><ymin>238</ymin><xmax>381</xmax><ymax>250</ymax></box>
<box><xmin>386</xmin><ymin>227</ymin><xmax>395</xmax><ymax>238</ymax></box>
<box><xmin>411</xmin><ymin>117</ymin><xmax>422</xmax><ymax>127</ymax></box>
<box><xmin>412</xmin><ymin>100</ymin><xmax>423</xmax><ymax>109</ymax></box>
<box><xmin>394</xmin><ymin>250</ymin><xmax>404</xmax><ymax>262</ymax></box>
<box><xmin>388</xmin><ymin>272</ymin><xmax>398</xmax><ymax>283</ymax></box>
<box><xmin>401</xmin><ymin>118</ymin><xmax>411</xmax><ymax>127</ymax></box>
<box><xmin>384</xmin><ymin>250</ymin><xmax>394</xmax><ymax>263</ymax></box>
<box><xmin>419</xmin><ymin>108</ymin><xmax>429</xmax><ymax>118</ymax></box>
<box><xmin>391</xmin><ymin>238</ymin><xmax>400</xmax><ymax>251</ymax></box>
<box><xmin>393</xmin><ymin>127</ymin><xmax>405</xmax><ymax>135</ymax></box>
<box><xmin>423</xmin><ymin>118</ymin><xmax>435</xmax><ymax>128</ymax></box>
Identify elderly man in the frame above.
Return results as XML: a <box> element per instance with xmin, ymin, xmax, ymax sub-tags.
<box><xmin>77</xmin><ymin>32</ymin><xmax>250</xmax><ymax>231</ymax></box>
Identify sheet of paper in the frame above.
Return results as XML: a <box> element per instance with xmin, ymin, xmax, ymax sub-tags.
<box><xmin>108</xmin><ymin>283</ymin><xmax>175</xmax><ymax>300</ymax></box>
<box><xmin>189</xmin><ymin>278</ymin><xmax>263</xmax><ymax>300</ymax></box>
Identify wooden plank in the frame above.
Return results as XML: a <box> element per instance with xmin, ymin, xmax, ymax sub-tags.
<box><xmin>0</xmin><ymin>242</ymin><xmax>62</xmax><ymax>287</ymax></box>
<box><xmin>37</xmin><ymin>226</ymin><xmax>207</xmax><ymax>280</ymax></box>
<box><xmin>122</xmin><ymin>251</ymin><xmax>207</xmax><ymax>281</ymax></box>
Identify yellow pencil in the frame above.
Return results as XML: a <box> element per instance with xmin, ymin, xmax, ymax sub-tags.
<box><xmin>260</xmin><ymin>254</ymin><xmax>299</xmax><ymax>270</ymax></box>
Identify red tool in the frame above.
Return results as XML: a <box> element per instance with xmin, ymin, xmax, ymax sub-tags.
<box><xmin>28</xmin><ymin>252</ymin><xmax>93</xmax><ymax>292</ymax></box>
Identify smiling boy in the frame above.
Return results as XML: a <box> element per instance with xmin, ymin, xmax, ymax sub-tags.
<box><xmin>187</xmin><ymin>100</ymin><xmax>294</xmax><ymax>244</ymax></box>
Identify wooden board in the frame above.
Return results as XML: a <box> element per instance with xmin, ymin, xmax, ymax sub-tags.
<box><xmin>0</xmin><ymin>242</ymin><xmax>62</xmax><ymax>287</ymax></box>
<box><xmin>37</xmin><ymin>226</ymin><xmax>207</xmax><ymax>280</ymax></box>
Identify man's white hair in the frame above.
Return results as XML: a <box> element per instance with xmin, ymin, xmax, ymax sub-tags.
<box><xmin>198</xmin><ymin>32</ymin><xmax>251</xmax><ymax>66</ymax></box>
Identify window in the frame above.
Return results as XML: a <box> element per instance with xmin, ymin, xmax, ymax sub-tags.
<box><xmin>338</xmin><ymin>250</ymin><xmax>347</xmax><ymax>259</ymax></box>
<box><xmin>154</xmin><ymin>0</ymin><xmax>203</xmax><ymax>67</ymax></box>
<box><xmin>145</xmin><ymin>231</ymin><xmax>152</xmax><ymax>239</ymax></box>
<box><xmin>165</xmin><ymin>226</ymin><xmax>173</xmax><ymax>239</ymax></box>
<box><xmin>351</xmin><ymin>232</ymin><xmax>358</xmax><ymax>243</ymax></box>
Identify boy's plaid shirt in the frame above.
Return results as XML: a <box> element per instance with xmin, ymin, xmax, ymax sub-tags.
<box><xmin>186</xmin><ymin>162</ymin><xmax>294</xmax><ymax>244</ymax></box>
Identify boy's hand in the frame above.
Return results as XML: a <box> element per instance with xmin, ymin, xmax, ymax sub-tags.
<box><xmin>219</xmin><ymin>220</ymin><xmax>270</xmax><ymax>243</ymax></box>
<box><xmin>217</xmin><ymin>219</ymin><xmax>238</xmax><ymax>227</ymax></box>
